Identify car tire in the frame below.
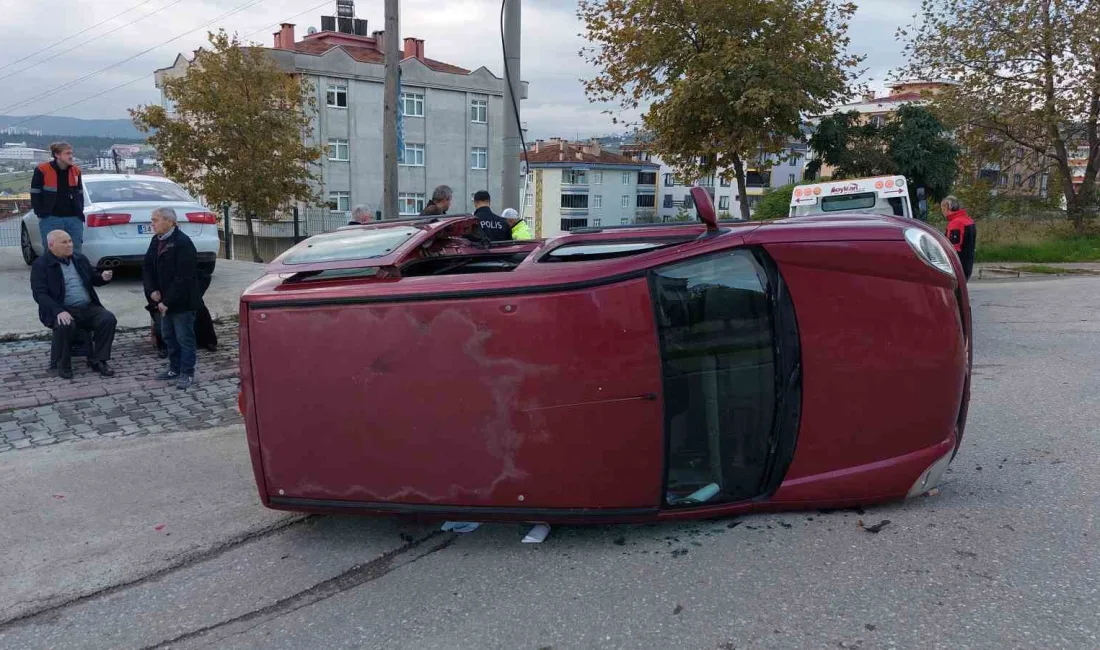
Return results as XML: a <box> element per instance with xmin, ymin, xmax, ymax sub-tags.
<box><xmin>20</xmin><ymin>224</ymin><xmax>37</xmax><ymax>266</ymax></box>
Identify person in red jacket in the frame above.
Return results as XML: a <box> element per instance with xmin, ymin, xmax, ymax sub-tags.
<box><xmin>941</xmin><ymin>195</ymin><xmax>976</xmax><ymax>280</ymax></box>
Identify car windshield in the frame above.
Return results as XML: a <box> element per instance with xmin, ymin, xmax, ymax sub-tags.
<box><xmin>820</xmin><ymin>192</ymin><xmax>877</xmax><ymax>212</ymax></box>
<box><xmin>86</xmin><ymin>180</ymin><xmax>195</xmax><ymax>203</ymax></box>
<box><xmin>281</xmin><ymin>226</ymin><xmax>420</xmax><ymax>265</ymax></box>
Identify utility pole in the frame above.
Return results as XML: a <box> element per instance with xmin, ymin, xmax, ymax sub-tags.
<box><xmin>382</xmin><ymin>0</ymin><xmax>400</xmax><ymax>219</ymax></box>
<box><xmin>501</xmin><ymin>0</ymin><xmax>522</xmax><ymax>212</ymax></box>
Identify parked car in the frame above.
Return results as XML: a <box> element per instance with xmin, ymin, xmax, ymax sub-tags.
<box><xmin>21</xmin><ymin>174</ymin><xmax>218</xmax><ymax>274</ymax></box>
<box><xmin>237</xmin><ymin>187</ymin><xmax>971</xmax><ymax>523</ymax></box>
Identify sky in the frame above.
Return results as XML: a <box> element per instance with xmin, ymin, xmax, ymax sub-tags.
<box><xmin>0</xmin><ymin>0</ymin><xmax>921</xmax><ymax>140</ymax></box>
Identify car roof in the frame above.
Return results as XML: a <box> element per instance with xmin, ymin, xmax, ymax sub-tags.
<box><xmin>83</xmin><ymin>174</ymin><xmax>177</xmax><ymax>184</ymax></box>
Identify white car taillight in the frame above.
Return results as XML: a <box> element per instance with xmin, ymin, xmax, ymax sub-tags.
<box><xmin>904</xmin><ymin>227</ymin><xmax>956</xmax><ymax>277</ymax></box>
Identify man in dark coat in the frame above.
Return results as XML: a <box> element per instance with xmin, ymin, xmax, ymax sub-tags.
<box><xmin>472</xmin><ymin>190</ymin><xmax>513</xmax><ymax>242</ymax></box>
<box><xmin>420</xmin><ymin>185</ymin><xmax>453</xmax><ymax>216</ymax></box>
<box><xmin>143</xmin><ymin>207</ymin><xmax>200</xmax><ymax>390</ymax></box>
<box><xmin>30</xmin><ymin>229</ymin><xmax>117</xmax><ymax>379</ymax></box>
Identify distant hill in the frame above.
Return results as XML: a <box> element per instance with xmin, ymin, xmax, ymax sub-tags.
<box><xmin>0</xmin><ymin>115</ymin><xmax>143</xmax><ymax>139</ymax></box>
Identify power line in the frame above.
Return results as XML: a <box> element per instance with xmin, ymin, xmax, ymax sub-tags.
<box><xmin>5</xmin><ymin>0</ymin><xmax>331</xmax><ymax>130</ymax></box>
<box><xmin>0</xmin><ymin>0</ymin><xmax>188</xmax><ymax>84</ymax></box>
<box><xmin>242</xmin><ymin>0</ymin><xmax>332</xmax><ymax>40</ymax></box>
<box><xmin>0</xmin><ymin>0</ymin><xmax>268</xmax><ymax>116</ymax></box>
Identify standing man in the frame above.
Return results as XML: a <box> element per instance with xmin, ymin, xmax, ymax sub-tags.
<box><xmin>30</xmin><ymin>230</ymin><xmax>117</xmax><ymax>379</ymax></box>
<box><xmin>501</xmin><ymin>207</ymin><xmax>532</xmax><ymax>240</ymax></box>
<box><xmin>31</xmin><ymin>142</ymin><xmax>85</xmax><ymax>253</ymax></box>
<box><xmin>144</xmin><ymin>207</ymin><xmax>200</xmax><ymax>390</ymax></box>
<box><xmin>472</xmin><ymin>191</ymin><xmax>512</xmax><ymax>242</ymax></box>
<box><xmin>941</xmin><ymin>195</ymin><xmax>977</xmax><ymax>280</ymax></box>
<box><xmin>420</xmin><ymin>185</ymin><xmax>453</xmax><ymax>216</ymax></box>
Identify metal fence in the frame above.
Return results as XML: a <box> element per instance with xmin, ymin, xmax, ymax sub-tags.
<box><xmin>219</xmin><ymin>207</ymin><xmax>357</xmax><ymax>263</ymax></box>
<box><xmin>0</xmin><ymin>214</ymin><xmax>22</xmax><ymax>248</ymax></box>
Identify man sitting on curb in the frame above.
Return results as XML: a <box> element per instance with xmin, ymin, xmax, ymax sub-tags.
<box><xmin>144</xmin><ymin>207</ymin><xmax>200</xmax><ymax>390</ymax></box>
<box><xmin>30</xmin><ymin>230</ymin><xmax>117</xmax><ymax>379</ymax></box>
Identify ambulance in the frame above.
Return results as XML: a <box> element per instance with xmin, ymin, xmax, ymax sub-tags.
<box><xmin>789</xmin><ymin>175</ymin><xmax>913</xmax><ymax>219</ymax></box>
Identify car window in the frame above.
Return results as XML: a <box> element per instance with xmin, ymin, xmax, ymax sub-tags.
<box><xmin>281</xmin><ymin>226</ymin><xmax>420</xmax><ymax>265</ymax></box>
<box><xmin>542</xmin><ymin>241</ymin><xmax>677</xmax><ymax>262</ymax></box>
<box><xmin>86</xmin><ymin>180</ymin><xmax>195</xmax><ymax>203</ymax></box>
<box><xmin>820</xmin><ymin>192</ymin><xmax>877</xmax><ymax>212</ymax></box>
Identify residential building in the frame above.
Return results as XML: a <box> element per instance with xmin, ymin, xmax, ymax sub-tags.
<box><xmin>519</xmin><ymin>139</ymin><xmax>659</xmax><ymax>238</ymax></box>
<box><xmin>153</xmin><ymin>6</ymin><xmax>528</xmax><ymax>222</ymax></box>
<box><xmin>617</xmin><ymin>140</ymin><xmax>809</xmax><ymax>219</ymax></box>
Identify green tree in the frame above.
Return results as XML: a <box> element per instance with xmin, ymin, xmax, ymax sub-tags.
<box><xmin>898</xmin><ymin>0</ymin><xmax>1100</xmax><ymax>230</ymax></box>
<box><xmin>579</xmin><ymin>0</ymin><xmax>863</xmax><ymax>220</ymax></box>
<box><xmin>807</xmin><ymin>105</ymin><xmax>959</xmax><ymax>207</ymax></box>
<box><xmin>753</xmin><ymin>184</ymin><xmax>798</xmax><ymax>220</ymax></box>
<box><xmin>130</xmin><ymin>31</ymin><xmax>324</xmax><ymax>262</ymax></box>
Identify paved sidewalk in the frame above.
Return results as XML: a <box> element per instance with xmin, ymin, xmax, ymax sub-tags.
<box><xmin>0</xmin><ymin>323</ymin><xmax>241</xmax><ymax>453</ymax></box>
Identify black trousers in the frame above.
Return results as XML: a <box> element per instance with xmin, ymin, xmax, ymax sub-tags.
<box><xmin>51</xmin><ymin>304</ymin><xmax>117</xmax><ymax>369</ymax></box>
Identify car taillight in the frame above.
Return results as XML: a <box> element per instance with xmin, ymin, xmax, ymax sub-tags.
<box><xmin>86</xmin><ymin>213</ymin><xmax>132</xmax><ymax>227</ymax></box>
<box><xmin>186</xmin><ymin>211</ymin><xmax>218</xmax><ymax>225</ymax></box>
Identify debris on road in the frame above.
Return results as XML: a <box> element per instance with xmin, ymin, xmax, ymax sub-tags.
<box><xmin>441</xmin><ymin>522</ymin><xmax>481</xmax><ymax>533</ymax></box>
<box><xmin>522</xmin><ymin>523</ymin><xmax>551</xmax><ymax>543</ymax></box>
<box><xmin>858</xmin><ymin>520</ymin><xmax>891</xmax><ymax>534</ymax></box>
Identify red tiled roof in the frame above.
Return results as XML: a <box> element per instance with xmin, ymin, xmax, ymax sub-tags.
<box><xmin>290</xmin><ymin>41</ymin><xmax>470</xmax><ymax>75</ymax></box>
<box><xmin>524</xmin><ymin>141</ymin><xmax>658</xmax><ymax>167</ymax></box>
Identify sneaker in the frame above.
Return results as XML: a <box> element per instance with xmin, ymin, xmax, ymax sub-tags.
<box><xmin>176</xmin><ymin>374</ymin><xmax>194</xmax><ymax>390</ymax></box>
<box><xmin>157</xmin><ymin>369</ymin><xmax>180</xmax><ymax>380</ymax></box>
<box><xmin>59</xmin><ymin>365</ymin><xmax>73</xmax><ymax>380</ymax></box>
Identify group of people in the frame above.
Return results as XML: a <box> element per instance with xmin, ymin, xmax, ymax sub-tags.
<box><xmin>347</xmin><ymin>184</ymin><xmax>532</xmax><ymax>241</ymax></box>
<box><xmin>29</xmin><ymin>142</ymin><xmax>210</xmax><ymax>389</ymax></box>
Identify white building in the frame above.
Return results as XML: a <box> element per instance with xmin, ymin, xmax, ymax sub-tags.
<box><xmin>617</xmin><ymin>140</ymin><xmax>810</xmax><ymax>219</ymax></box>
<box><xmin>154</xmin><ymin>6</ymin><xmax>528</xmax><ymax>219</ymax></box>
<box><xmin>0</xmin><ymin>143</ymin><xmax>49</xmax><ymax>163</ymax></box>
<box><xmin>519</xmin><ymin>139</ymin><xmax>660</xmax><ymax>238</ymax></box>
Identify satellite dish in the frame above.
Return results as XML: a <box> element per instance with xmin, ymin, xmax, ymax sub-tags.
<box><xmin>307</xmin><ymin>26</ymin><xmax>317</xmax><ymax>35</ymax></box>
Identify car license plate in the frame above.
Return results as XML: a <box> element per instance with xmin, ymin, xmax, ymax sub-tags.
<box><xmin>137</xmin><ymin>224</ymin><xmax>153</xmax><ymax>234</ymax></box>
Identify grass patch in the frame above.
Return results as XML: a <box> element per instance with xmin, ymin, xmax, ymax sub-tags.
<box><xmin>0</xmin><ymin>171</ymin><xmax>32</xmax><ymax>193</ymax></box>
<box><xmin>1012</xmin><ymin>264</ymin><xmax>1085</xmax><ymax>275</ymax></box>
<box><xmin>971</xmin><ymin>217</ymin><xmax>1100</xmax><ymax>263</ymax></box>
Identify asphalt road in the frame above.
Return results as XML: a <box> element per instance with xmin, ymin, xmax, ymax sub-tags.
<box><xmin>1</xmin><ymin>276</ymin><xmax>1098</xmax><ymax>650</ymax></box>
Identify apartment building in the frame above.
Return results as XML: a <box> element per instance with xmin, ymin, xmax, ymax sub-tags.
<box><xmin>519</xmin><ymin>139</ymin><xmax>660</xmax><ymax>238</ymax></box>
<box><xmin>154</xmin><ymin>6</ymin><xmax>527</xmax><ymax>218</ymax></box>
<box><xmin>618</xmin><ymin>140</ymin><xmax>809</xmax><ymax>219</ymax></box>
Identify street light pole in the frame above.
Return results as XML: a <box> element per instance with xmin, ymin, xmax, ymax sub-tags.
<box><xmin>383</xmin><ymin>0</ymin><xmax>400</xmax><ymax>220</ymax></box>
<box><xmin>501</xmin><ymin>0</ymin><xmax>522</xmax><ymax>212</ymax></box>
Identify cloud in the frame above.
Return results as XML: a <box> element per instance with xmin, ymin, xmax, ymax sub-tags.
<box><xmin>0</xmin><ymin>0</ymin><xmax>920</xmax><ymax>137</ymax></box>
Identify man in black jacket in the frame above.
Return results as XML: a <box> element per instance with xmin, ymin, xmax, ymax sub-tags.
<box><xmin>31</xmin><ymin>142</ymin><xmax>86</xmax><ymax>254</ymax></box>
<box><xmin>144</xmin><ymin>207</ymin><xmax>200</xmax><ymax>390</ymax></box>
<box><xmin>30</xmin><ymin>230</ymin><xmax>117</xmax><ymax>379</ymax></box>
<box><xmin>472</xmin><ymin>190</ymin><xmax>512</xmax><ymax>242</ymax></box>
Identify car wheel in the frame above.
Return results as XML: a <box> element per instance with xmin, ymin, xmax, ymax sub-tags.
<box><xmin>20</xmin><ymin>224</ymin><xmax>37</xmax><ymax>266</ymax></box>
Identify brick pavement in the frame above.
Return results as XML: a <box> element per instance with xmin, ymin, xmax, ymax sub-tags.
<box><xmin>0</xmin><ymin>323</ymin><xmax>242</xmax><ymax>453</ymax></box>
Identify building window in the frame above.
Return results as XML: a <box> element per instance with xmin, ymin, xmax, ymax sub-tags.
<box><xmin>663</xmin><ymin>194</ymin><xmax>673</xmax><ymax>208</ymax></box>
<box><xmin>620</xmin><ymin>195</ymin><xmax>630</xmax><ymax>208</ymax></box>
<box><xmin>401</xmin><ymin>91</ymin><xmax>424</xmax><ymax>117</ymax></box>
<box><xmin>326</xmin><ymin>84</ymin><xmax>347</xmax><ymax>108</ymax></box>
<box><xmin>561</xmin><ymin>193</ymin><xmax>589</xmax><ymax>209</ymax></box>
<box><xmin>621</xmin><ymin>172</ymin><xmax>632</xmax><ymax>185</ymax></box>
<box><xmin>593</xmin><ymin>218</ymin><xmax>602</xmax><ymax>227</ymax></box>
<box><xmin>561</xmin><ymin>218</ymin><xmax>588</xmax><ymax>231</ymax></box>
<box><xmin>1029</xmin><ymin>176</ymin><xmax>1037</xmax><ymax>189</ymax></box>
<box><xmin>638</xmin><ymin>171</ymin><xmax>657</xmax><ymax>185</ymax></box>
<box><xmin>470</xmin><ymin>97</ymin><xmax>488</xmax><ymax>123</ymax></box>
<box><xmin>562</xmin><ymin>169</ymin><xmax>588</xmax><ymax>185</ymax></box>
<box><xmin>718</xmin><ymin>195</ymin><xmax>730</xmax><ymax>210</ymax></box>
<box><xmin>699</xmin><ymin>174</ymin><xmax>716</xmax><ymax>188</ymax></box>
<box><xmin>621</xmin><ymin>218</ymin><xmax>630</xmax><ymax>225</ymax></box>
<box><xmin>720</xmin><ymin>177</ymin><xmax>731</xmax><ymax>187</ymax></box>
<box><xmin>593</xmin><ymin>195</ymin><xmax>603</xmax><ymax>209</ymax></box>
<box><xmin>684</xmin><ymin>194</ymin><xmax>694</xmax><ymax>209</ymax></box>
<box><xmin>664</xmin><ymin>174</ymin><xmax>674</xmax><ymax>186</ymax></box>
<box><xmin>470</xmin><ymin>147</ymin><xmax>488</xmax><ymax>170</ymax></box>
<box><xmin>870</xmin><ymin>115</ymin><xmax>885</xmax><ymax>127</ymax></box>
<box><xmin>402</xmin><ymin>143</ymin><xmax>425</xmax><ymax>167</ymax></box>
<box><xmin>1014</xmin><ymin>173</ymin><xmax>1022</xmax><ymax>187</ymax></box>
<box><xmin>637</xmin><ymin>194</ymin><xmax>656</xmax><ymax>208</ymax></box>
<box><xmin>789</xmin><ymin>153</ymin><xmax>802</xmax><ymax>165</ymax></box>
<box><xmin>328</xmin><ymin>191</ymin><xmax>350</xmax><ymax>211</ymax></box>
<box><xmin>1000</xmin><ymin>174</ymin><xmax>1008</xmax><ymax>186</ymax></box>
<box><xmin>1016</xmin><ymin>147</ymin><xmax>1025</xmax><ymax>158</ymax></box>
<box><xmin>398</xmin><ymin>192</ymin><xmax>425</xmax><ymax>215</ymax></box>
<box><xmin>788</xmin><ymin>173</ymin><xmax>796</xmax><ymax>185</ymax></box>
<box><xmin>328</xmin><ymin>138</ymin><xmax>349</xmax><ymax>161</ymax></box>
<box><xmin>592</xmin><ymin>171</ymin><xmax>603</xmax><ymax>184</ymax></box>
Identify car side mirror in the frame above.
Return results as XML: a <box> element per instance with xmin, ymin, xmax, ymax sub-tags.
<box><xmin>690</xmin><ymin>186</ymin><xmax>720</xmax><ymax>234</ymax></box>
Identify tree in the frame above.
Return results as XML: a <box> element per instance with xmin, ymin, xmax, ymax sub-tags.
<box><xmin>579</xmin><ymin>0</ymin><xmax>863</xmax><ymax>220</ymax></box>
<box><xmin>898</xmin><ymin>0</ymin><xmax>1100</xmax><ymax>230</ymax></box>
<box><xmin>753</xmin><ymin>183</ymin><xmax>799</xmax><ymax>220</ymax></box>
<box><xmin>131</xmin><ymin>31</ymin><xmax>324</xmax><ymax>262</ymax></box>
<box><xmin>807</xmin><ymin>105</ymin><xmax>959</xmax><ymax>206</ymax></box>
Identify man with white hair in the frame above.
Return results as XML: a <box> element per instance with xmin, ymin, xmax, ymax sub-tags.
<box><xmin>143</xmin><ymin>207</ymin><xmax>200</xmax><ymax>389</ymax></box>
<box><xmin>502</xmin><ymin>208</ymin><xmax>532</xmax><ymax>240</ymax></box>
<box><xmin>348</xmin><ymin>205</ymin><xmax>372</xmax><ymax>225</ymax></box>
<box><xmin>30</xmin><ymin>229</ymin><xmax>117</xmax><ymax>379</ymax></box>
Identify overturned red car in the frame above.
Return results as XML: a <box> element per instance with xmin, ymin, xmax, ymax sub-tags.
<box><xmin>238</xmin><ymin>188</ymin><xmax>971</xmax><ymax>523</ymax></box>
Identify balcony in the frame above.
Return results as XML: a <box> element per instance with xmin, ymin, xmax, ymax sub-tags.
<box><xmin>635</xmin><ymin>207</ymin><xmax>658</xmax><ymax>223</ymax></box>
<box><xmin>745</xmin><ymin>171</ymin><xmax>771</xmax><ymax>188</ymax></box>
<box><xmin>637</xmin><ymin>172</ymin><xmax>657</xmax><ymax>186</ymax></box>
<box><xmin>561</xmin><ymin>218</ymin><xmax>588</xmax><ymax>231</ymax></box>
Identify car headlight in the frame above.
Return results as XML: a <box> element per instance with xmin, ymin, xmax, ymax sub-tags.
<box><xmin>904</xmin><ymin>228</ymin><xmax>956</xmax><ymax>277</ymax></box>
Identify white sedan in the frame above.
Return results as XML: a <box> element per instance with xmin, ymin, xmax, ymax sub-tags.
<box><xmin>20</xmin><ymin>174</ymin><xmax>220</xmax><ymax>273</ymax></box>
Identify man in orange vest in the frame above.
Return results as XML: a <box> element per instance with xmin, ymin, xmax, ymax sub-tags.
<box><xmin>31</xmin><ymin>142</ymin><xmax>86</xmax><ymax>254</ymax></box>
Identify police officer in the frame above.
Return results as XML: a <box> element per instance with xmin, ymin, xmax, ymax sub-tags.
<box><xmin>472</xmin><ymin>191</ymin><xmax>512</xmax><ymax>242</ymax></box>
<box><xmin>941</xmin><ymin>195</ymin><xmax>977</xmax><ymax>280</ymax></box>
